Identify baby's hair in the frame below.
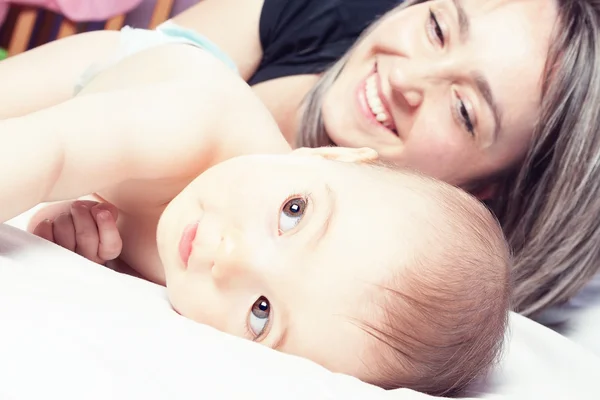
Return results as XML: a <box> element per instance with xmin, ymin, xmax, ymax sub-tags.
<box><xmin>359</xmin><ymin>162</ymin><xmax>511</xmax><ymax>396</ymax></box>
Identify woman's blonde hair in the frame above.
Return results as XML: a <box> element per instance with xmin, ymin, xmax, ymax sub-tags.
<box><xmin>298</xmin><ymin>0</ymin><xmax>600</xmax><ymax>317</ymax></box>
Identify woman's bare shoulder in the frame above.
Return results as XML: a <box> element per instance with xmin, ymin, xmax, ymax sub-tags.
<box><xmin>172</xmin><ymin>0</ymin><xmax>265</xmax><ymax>80</ymax></box>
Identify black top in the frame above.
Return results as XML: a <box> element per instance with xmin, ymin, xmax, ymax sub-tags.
<box><xmin>248</xmin><ymin>0</ymin><xmax>401</xmax><ymax>85</ymax></box>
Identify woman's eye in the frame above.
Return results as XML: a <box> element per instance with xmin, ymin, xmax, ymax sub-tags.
<box><xmin>278</xmin><ymin>197</ymin><xmax>308</xmax><ymax>234</ymax></box>
<box><xmin>428</xmin><ymin>9</ymin><xmax>445</xmax><ymax>46</ymax></box>
<box><xmin>248</xmin><ymin>296</ymin><xmax>270</xmax><ymax>338</ymax></box>
<box><xmin>455</xmin><ymin>98</ymin><xmax>475</xmax><ymax>136</ymax></box>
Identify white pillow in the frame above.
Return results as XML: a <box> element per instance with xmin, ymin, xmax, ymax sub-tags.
<box><xmin>535</xmin><ymin>272</ymin><xmax>600</xmax><ymax>358</ymax></box>
<box><xmin>0</xmin><ymin>223</ymin><xmax>598</xmax><ymax>400</ymax></box>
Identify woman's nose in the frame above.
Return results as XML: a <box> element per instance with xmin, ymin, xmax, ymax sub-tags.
<box><xmin>388</xmin><ymin>63</ymin><xmax>425</xmax><ymax>110</ymax></box>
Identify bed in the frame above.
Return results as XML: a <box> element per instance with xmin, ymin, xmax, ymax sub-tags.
<box><xmin>1</xmin><ymin>210</ymin><xmax>599</xmax><ymax>399</ymax></box>
<box><xmin>2</xmin><ymin>4</ymin><xmax>599</xmax><ymax>396</ymax></box>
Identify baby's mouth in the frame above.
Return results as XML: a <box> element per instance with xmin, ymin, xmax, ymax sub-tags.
<box><xmin>364</xmin><ymin>70</ymin><xmax>397</xmax><ymax>135</ymax></box>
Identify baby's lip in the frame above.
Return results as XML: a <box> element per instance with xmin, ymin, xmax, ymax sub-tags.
<box><xmin>179</xmin><ymin>221</ymin><xmax>200</xmax><ymax>268</ymax></box>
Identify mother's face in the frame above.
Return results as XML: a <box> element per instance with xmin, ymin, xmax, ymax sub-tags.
<box><xmin>322</xmin><ymin>0</ymin><xmax>558</xmax><ymax>188</ymax></box>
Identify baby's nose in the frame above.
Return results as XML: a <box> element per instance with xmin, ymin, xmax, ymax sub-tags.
<box><xmin>211</xmin><ymin>227</ymin><xmax>255</xmax><ymax>283</ymax></box>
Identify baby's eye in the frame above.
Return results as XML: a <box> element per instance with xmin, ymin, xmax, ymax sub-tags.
<box><xmin>278</xmin><ymin>197</ymin><xmax>307</xmax><ymax>234</ymax></box>
<box><xmin>248</xmin><ymin>296</ymin><xmax>270</xmax><ymax>338</ymax></box>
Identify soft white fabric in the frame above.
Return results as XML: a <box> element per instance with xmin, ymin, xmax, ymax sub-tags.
<box><xmin>535</xmin><ymin>272</ymin><xmax>600</xmax><ymax>359</ymax></box>
<box><xmin>1</xmin><ymin>218</ymin><xmax>599</xmax><ymax>399</ymax></box>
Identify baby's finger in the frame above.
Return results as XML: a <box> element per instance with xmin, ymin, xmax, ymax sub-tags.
<box><xmin>92</xmin><ymin>202</ymin><xmax>119</xmax><ymax>222</ymax></box>
<box><xmin>53</xmin><ymin>213</ymin><xmax>77</xmax><ymax>252</ymax></box>
<box><xmin>71</xmin><ymin>201</ymin><xmax>101</xmax><ymax>261</ymax></box>
<box><xmin>94</xmin><ymin>210</ymin><xmax>122</xmax><ymax>261</ymax></box>
<box><xmin>32</xmin><ymin>219</ymin><xmax>54</xmax><ymax>243</ymax></box>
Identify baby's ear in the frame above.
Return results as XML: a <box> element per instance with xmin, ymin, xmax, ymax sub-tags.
<box><xmin>292</xmin><ymin>147</ymin><xmax>378</xmax><ymax>163</ymax></box>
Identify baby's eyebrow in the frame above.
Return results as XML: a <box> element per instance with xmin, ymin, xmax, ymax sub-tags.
<box><xmin>312</xmin><ymin>184</ymin><xmax>336</xmax><ymax>250</ymax></box>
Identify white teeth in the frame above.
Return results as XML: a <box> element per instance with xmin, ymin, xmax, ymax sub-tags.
<box><xmin>376</xmin><ymin>113</ymin><xmax>388</xmax><ymax>122</ymax></box>
<box><xmin>365</xmin><ymin>74</ymin><xmax>391</xmax><ymax>127</ymax></box>
<box><xmin>372</xmin><ymin>104</ymin><xmax>384</xmax><ymax>114</ymax></box>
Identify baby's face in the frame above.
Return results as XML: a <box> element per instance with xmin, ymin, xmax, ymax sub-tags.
<box><xmin>156</xmin><ymin>149</ymin><xmax>430</xmax><ymax>379</ymax></box>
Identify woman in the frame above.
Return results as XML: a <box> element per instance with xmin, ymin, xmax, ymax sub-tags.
<box><xmin>2</xmin><ymin>0</ymin><xmax>599</xmax><ymax>317</ymax></box>
<box><xmin>295</xmin><ymin>0</ymin><xmax>600</xmax><ymax>317</ymax></box>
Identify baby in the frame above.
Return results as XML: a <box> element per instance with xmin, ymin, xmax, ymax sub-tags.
<box><xmin>0</xmin><ymin>24</ymin><xmax>510</xmax><ymax>396</ymax></box>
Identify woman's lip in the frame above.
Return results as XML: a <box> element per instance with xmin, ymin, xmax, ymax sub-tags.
<box><xmin>355</xmin><ymin>66</ymin><xmax>398</xmax><ymax>137</ymax></box>
<box><xmin>374</xmin><ymin>70</ymin><xmax>396</xmax><ymax>132</ymax></box>
<box><xmin>356</xmin><ymin>72</ymin><xmax>381</xmax><ymax>127</ymax></box>
<box><xmin>179</xmin><ymin>221</ymin><xmax>199</xmax><ymax>267</ymax></box>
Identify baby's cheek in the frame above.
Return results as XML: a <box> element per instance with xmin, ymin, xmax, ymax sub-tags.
<box><xmin>165</xmin><ymin>280</ymin><xmax>237</xmax><ymax>336</ymax></box>
<box><xmin>165</xmin><ymin>282</ymin><xmax>193</xmax><ymax>317</ymax></box>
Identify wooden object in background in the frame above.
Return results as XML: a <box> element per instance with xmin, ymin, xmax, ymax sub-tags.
<box><xmin>4</xmin><ymin>0</ymin><xmax>176</xmax><ymax>57</ymax></box>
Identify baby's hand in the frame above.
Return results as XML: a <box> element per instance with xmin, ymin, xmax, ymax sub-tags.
<box><xmin>32</xmin><ymin>200</ymin><xmax>122</xmax><ymax>265</ymax></box>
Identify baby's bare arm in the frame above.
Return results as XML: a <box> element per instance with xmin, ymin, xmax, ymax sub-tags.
<box><xmin>0</xmin><ymin>44</ymin><xmax>286</xmax><ymax>224</ymax></box>
<box><xmin>0</xmin><ymin>31</ymin><xmax>120</xmax><ymax>119</ymax></box>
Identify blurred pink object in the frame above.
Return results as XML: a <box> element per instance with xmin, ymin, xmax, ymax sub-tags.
<box><xmin>0</xmin><ymin>0</ymin><xmax>143</xmax><ymax>26</ymax></box>
<box><xmin>0</xmin><ymin>5</ymin><xmax>7</xmax><ymax>25</ymax></box>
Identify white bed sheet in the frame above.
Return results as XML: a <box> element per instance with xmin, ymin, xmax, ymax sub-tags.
<box><xmin>535</xmin><ymin>272</ymin><xmax>600</xmax><ymax>359</ymax></box>
<box><xmin>1</xmin><ymin>213</ymin><xmax>599</xmax><ymax>399</ymax></box>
